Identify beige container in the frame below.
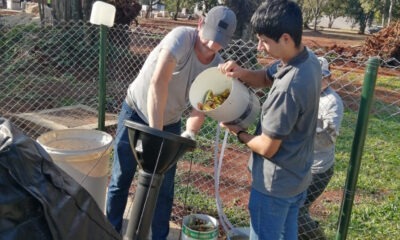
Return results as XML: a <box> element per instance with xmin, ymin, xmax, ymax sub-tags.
<box><xmin>37</xmin><ymin>129</ymin><xmax>113</xmax><ymax>212</ymax></box>
<box><xmin>189</xmin><ymin>67</ymin><xmax>260</xmax><ymax>128</ymax></box>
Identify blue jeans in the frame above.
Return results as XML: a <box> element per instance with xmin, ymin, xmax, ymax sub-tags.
<box><xmin>298</xmin><ymin>167</ymin><xmax>333</xmax><ymax>240</ymax></box>
<box><xmin>106</xmin><ymin>101</ymin><xmax>181</xmax><ymax>239</ymax></box>
<box><xmin>249</xmin><ymin>188</ymin><xmax>307</xmax><ymax>240</ymax></box>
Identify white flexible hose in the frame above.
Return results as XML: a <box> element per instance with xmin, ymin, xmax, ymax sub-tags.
<box><xmin>214</xmin><ymin>124</ymin><xmax>236</xmax><ymax>239</ymax></box>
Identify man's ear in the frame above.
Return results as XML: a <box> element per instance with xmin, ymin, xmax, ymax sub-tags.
<box><xmin>280</xmin><ymin>33</ymin><xmax>290</xmax><ymax>43</ymax></box>
<box><xmin>280</xmin><ymin>33</ymin><xmax>294</xmax><ymax>46</ymax></box>
<box><xmin>197</xmin><ymin>16</ymin><xmax>205</xmax><ymax>30</ymax></box>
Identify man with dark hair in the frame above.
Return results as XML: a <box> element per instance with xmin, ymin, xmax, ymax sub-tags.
<box><xmin>106</xmin><ymin>6</ymin><xmax>237</xmax><ymax>240</ymax></box>
<box><xmin>218</xmin><ymin>0</ymin><xmax>321</xmax><ymax>239</ymax></box>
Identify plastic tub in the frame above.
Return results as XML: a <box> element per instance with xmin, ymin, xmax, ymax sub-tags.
<box><xmin>189</xmin><ymin>67</ymin><xmax>260</xmax><ymax>128</ymax></box>
<box><xmin>182</xmin><ymin>214</ymin><xmax>219</xmax><ymax>240</ymax></box>
<box><xmin>37</xmin><ymin>129</ymin><xmax>113</xmax><ymax>212</ymax></box>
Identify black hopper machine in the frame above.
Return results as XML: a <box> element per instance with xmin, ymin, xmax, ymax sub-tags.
<box><xmin>123</xmin><ymin>120</ymin><xmax>196</xmax><ymax>240</ymax></box>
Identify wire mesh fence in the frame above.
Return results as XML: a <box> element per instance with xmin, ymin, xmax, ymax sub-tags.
<box><xmin>1</xmin><ymin>20</ymin><xmax>399</xmax><ymax>239</ymax></box>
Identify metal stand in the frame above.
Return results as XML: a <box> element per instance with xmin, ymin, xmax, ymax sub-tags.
<box><xmin>124</xmin><ymin>170</ymin><xmax>163</xmax><ymax>240</ymax></box>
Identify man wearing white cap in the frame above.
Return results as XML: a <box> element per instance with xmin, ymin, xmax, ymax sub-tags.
<box><xmin>298</xmin><ymin>57</ymin><xmax>344</xmax><ymax>240</ymax></box>
<box><xmin>106</xmin><ymin>6</ymin><xmax>237</xmax><ymax>239</ymax></box>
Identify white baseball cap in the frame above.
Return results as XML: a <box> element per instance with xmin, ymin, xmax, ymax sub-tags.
<box><xmin>318</xmin><ymin>57</ymin><xmax>331</xmax><ymax>78</ymax></box>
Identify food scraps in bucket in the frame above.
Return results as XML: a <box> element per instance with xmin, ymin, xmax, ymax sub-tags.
<box><xmin>197</xmin><ymin>89</ymin><xmax>230</xmax><ymax>111</ymax></box>
<box><xmin>187</xmin><ymin>216</ymin><xmax>215</xmax><ymax>232</ymax></box>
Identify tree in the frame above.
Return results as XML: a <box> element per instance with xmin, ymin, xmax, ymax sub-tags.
<box><xmin>163</xmin><ymin>0</ymin><xmax>201</xmax><ymax>20</ymax></box>
<box><xmin>173</xmin><ymin>0</ymin><xmax>181</xmax><ymax>20</ymax></box>
<box><xmin>345</xmin><ymin>0</ymin><xmax>380</xmax><ymax>34</ymax></box>
<box><xmin>303</xmin><ymin>0</ymin><xmax>328</xmax><ymax>31</ymax></box>
<box><xmin>50</xmin><ymin>0</ymin><xmax>86</xmax><ymax>22</ymax></box>
<box><xmin>112</xmin><ymin>0</ymin><xmax>142</xmax><ymax>25</ymax></box>
<box><xmin>297</xmin><ymin>0</ymin><xmax>313</xmax><ymax>29</ymax></box>
<box><xmin>387</xmin><ymin>0</ymin><xmax>396</xmax><ymax>24</ymax></box>
<box><xmin>225</xmin><ymin>0</ymin><xmax>260</xmax><ymax>41</ymax></box>
<box><xmin>323</xmin><ymin>0</ymin><xmax>346</xmax><ymax>28</ymax></box>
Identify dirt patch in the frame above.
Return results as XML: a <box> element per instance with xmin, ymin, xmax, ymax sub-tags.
<box><xmin>303</xmin><ymin>29</ymin><xmax>366</xmax><ymax>49</ymax></box>
<box><xmin>178</xmin><ymin>147</ymin><xmax>252</xmax><ymax>209</ymax></box>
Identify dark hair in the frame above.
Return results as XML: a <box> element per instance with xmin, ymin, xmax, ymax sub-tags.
<box><xmin>251</xmin><ymin>0</ymin><xmax>303</xmax><ymax>47</ymax></box>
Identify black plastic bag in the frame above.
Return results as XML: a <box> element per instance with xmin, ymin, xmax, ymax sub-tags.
<box><xmin>0</xmin><ymin>118</ymin><xmax>120</xmax><ymax>240</ymax></box>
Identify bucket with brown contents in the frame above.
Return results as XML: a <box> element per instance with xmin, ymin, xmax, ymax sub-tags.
<box><xmin>189</xmin><ymin>67</ymin><xmax>260</xmax><ymax>128</ymax></box>
<box><xmin>182</xmin><ymin>214</ymin><xmax>218</xmax><ymax>240</ymax></box>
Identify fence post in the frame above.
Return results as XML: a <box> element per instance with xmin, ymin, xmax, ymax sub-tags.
<box><xmin>89</xmin><ymin>1</ymin><xmax>116</xmax><ymax>131</ymax></box>
<box><xmin>335</xmin><ymin>57</ymin><xmax>380</xmax><ymax>240</ymax></box>
<box><xmin>98</xmin><ymin>24</ymin><xmax>107</xmax><ymax>131</ymax></box>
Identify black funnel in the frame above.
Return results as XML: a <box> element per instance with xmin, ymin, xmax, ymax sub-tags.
<box><xmin>123</xmin><ymin>120</ymin><xmax>196</xmax><ymax>240</ymax></box>
<box><xmin>125</xmin><ymin>120</ymin><xmax>196</xmax><ymax>174</ymax></box>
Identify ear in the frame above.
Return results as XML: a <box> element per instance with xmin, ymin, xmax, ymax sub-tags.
<box><xmin>197</xmin><ymin>16</ymin><xmax>205</xmax><ymax>30</ymax></box>
<box><xmin>280</xmin><ymin>33</ymin><xmax>290</xmax><ymax>43</ymax></box>
<box><xmin>280</xmin><ymin>33</ymin><xmax>294</xmax><ymax>46</ymax></box>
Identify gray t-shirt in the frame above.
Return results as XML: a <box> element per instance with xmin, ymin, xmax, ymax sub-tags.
<box><xmin>126</xmin><ymin>26</ymin><xmax>223</xmax><ymax>125</ymax></box>
<box><xmin>312</xmin><ymin>86</ymin><xmax>344</xmax><ymax>174</ymax></box>
<box><xmin>249</xmin><ymin>48</ymin><xmax>321</xmax><ymax>198</ymax></box>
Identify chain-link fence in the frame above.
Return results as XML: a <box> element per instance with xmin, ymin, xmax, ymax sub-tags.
<box><xmin>1</xmin><ymin>19</ymin><xmax>399</xmax><ymax>239</ymax></box>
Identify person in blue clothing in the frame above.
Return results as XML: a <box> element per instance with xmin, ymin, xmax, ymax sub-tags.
<box><xmin>298</xmin><ymin>57</ymin><xmax>344</xmax><ymax>240</ymax></box>
<box><xmin>218</xmin><ymin>0</ymin><xmax>321</xmax><ymax>239</ymax></box>
<box><xmin>106</xmin><ymin>6</ymin><xmax>237</xmax><ymax>239</ymax></box>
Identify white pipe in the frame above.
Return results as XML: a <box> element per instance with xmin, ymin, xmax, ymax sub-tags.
<box><xmin>214</xmin><ymin>124</ymin><xmax>237</xmax><ymax>239</ymax></box>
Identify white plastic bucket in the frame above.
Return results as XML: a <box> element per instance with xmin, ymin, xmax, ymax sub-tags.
<box><xmin>181</xmin><ymin>214</ymin><xmax>219</xmax><ymax>240</ymax></box>
<box><xmin>37</xmin><ymin>129</ymin><xmax>113</xmax><ymax>212</ymax></box>
<box><xmin>189</xmin><ymin>67</ymin><xmax>260</xmax><ymax>128</ymax></box>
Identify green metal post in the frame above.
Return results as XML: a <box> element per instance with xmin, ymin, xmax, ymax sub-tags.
<box><xmin>98</xmin><ymin>24</ymin><xmax>108</xmax><ymax>131</ymax></box>
<box><xmin>335</xmin><ymin>57</ymin><xmax>380</xmax><ymax>240</ymax></box>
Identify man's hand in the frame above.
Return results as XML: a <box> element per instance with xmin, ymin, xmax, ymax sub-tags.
<box><xmin>218</xmin><ymin>60</ymin><xmax>244</xmax><ymax>79</ymax></box>
<box><xmin>219</xmin><ymin>122</ymin><xmax>244</xmax><ymax>136</ymax></box>
<box><xmin>181</xmin><ymin>130</ymin><xmax>196</xmax><ymax>140</ymax></box>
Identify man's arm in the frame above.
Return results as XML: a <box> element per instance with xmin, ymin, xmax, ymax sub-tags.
<box><xmin>242</xmin><ymin>132</ymin><xmax>282</xmax><ymax>159</ymax></box>
<box><xmin>147</xmin><ymin>49</ymin><xmax>176</xmax><ymax>130</ymax></box>
<box><xmin>185</xmin><ymin>109</ymin><xmax>205</xmax><ymax>134</ymax></box>
<box><xmin>181</xmin><ymin>109</ymin><xmax>205</xmax><ymax>140</ymax></box>
<box><xmin>222</xmin><ymin>123</ymin><xmax>282</xmax><ymax>159</ymax></box>
<box><xmin>218</xmin><ymin>60</ymin><xmax>273</xmax><ymax>88</ymax></box>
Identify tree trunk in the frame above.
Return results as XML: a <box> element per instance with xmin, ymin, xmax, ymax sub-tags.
<box><xmin>388</xmin><ymin>0</ymin><xmax>394</xmax><ymax>25</ymax></box>
<box><xmin>327</xmin><ymin>15</ymin><xmax>335</xmax><ymax>28</ymax></box>
<box><xmin>71</xmin><ymin>0</ymin><xmax>83</xmax><ymax>20</ymax></box>
<box><xmin>145</xmin><ymin>0</ymin><xmax>153</xmax><ymax>18</ymax></box>
<box><xmin>81</xmin><ymin>0</ymin><xmax>95</xmax><ymax>21</ymax></box>
<box><xmin>225</xmin><ymin>0</ymin><xmax>259</xmax><ymax>41</ymax></box>
<box><xmin>174</xmin><ymin>0</ymin><xmax>181</xmax><ymax>20</ymax></box>
<box><xmin>52</xmin><ymin>0</ymin><xmax>84</xmax><ymax>22</ymax></box>
<box><xmin>38</xmin><ymin>0</ymin><xmax>45</xmax><ymax>21</ymax></box>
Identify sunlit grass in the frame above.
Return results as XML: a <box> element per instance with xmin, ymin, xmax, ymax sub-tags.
<box><xmin>376</xmin><ymin>75</ymin><xmax>400</xmax><ymax>91</ymax></box>
<box><xmin>324</xmin><ymin>109</ymin><xmax>400</xmax><ymax>239</ymax></box>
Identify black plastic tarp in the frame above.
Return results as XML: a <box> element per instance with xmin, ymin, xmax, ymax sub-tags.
<box><xmin>0</xmin><ymin>118</ymin><xmax>121</xmax><ymax>240</ymax></box>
